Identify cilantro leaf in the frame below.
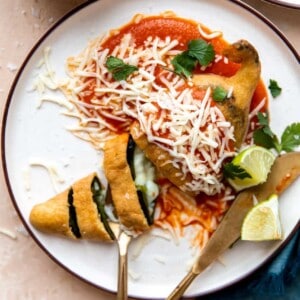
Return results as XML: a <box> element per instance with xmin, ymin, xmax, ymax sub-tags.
<box><xmin>187</xmin><ymin>39</ymin><xmax>215</xmax><ymax>66</ymax></box>
<box><xmin>254</xmin><ymin>112</ymin><xmax>281</xmax><ymax>152</ymax></box>
<box><xmin>254</xmin><ymin>111</ymin><xmax>300</xmax><ymax>154</ymax></box>
<box><xmin>212</xmin><ymin>86</ymin><xmax>227</xmax><ymax>102</ymax></box>
<box><xmin>257</xmin><ymin>111</ymin><xmax>269</xmax><ymax>127</ymax></box>
<box><xmin>280</xmin><ymin>123</ymin><xmax>300</xmax><ymax>152</ymax></box>
<box><xmin>253</xmin><ymin>128</ymin><xmax>277</xmax><ymax>150</ymax></box>
<box><xmin>268</xmin><ymin>79</ymin><xmax>282</xmax><ymax>98</ymax></box>
<box><xmin>257</xmin><ymin>112</ymin><xmax>274</xmax><ymax>138</ymax></box>
<box><xmin>105</xmin><ymin>56</ymin><xmax>124</xmax><ymax>70</ymax></box>
<box><xmin>171</xmin><ymin>39</ymin><xmax>215</xmax><ymax>78</ymax></box>
<box><xmin>171</xmin><ymin>51</ymin><xmax>197</xmax><ymax>78</ymax></box>
<box><xmin>105</xmin><ymin>56</ymin><xmax>138</xmax><ymax>81</ymax></box>
<box><xmin>223</xmin><ymin>163</ymin><xmax>252</xmax><ymax>180</ymax></box>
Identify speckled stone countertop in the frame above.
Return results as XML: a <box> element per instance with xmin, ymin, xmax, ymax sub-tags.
<box><xmin>0</xmin><ymin>1</ymin><xmax>299</xmax><ymax>299</ymax></box>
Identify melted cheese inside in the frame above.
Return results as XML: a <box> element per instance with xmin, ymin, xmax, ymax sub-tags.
<box><xmin>62</xmin><ymin>31</ymin><xmax>236</xmax><ymax>195</ymax></box>
<box><xmin>134</xmin><ymin>146</ymin><xmax>159</xmax><ymax>214</ymax></box>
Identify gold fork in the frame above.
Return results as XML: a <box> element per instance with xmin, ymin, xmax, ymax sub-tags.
<box><xmin>109</xmin><ymin>222</ymin><xmax>132</xmax><ymax>300</ymax></box>
<box><xmin>106</xmin><ymin>187</ymin><xmax>133</xmax><ymax>300</ymax></box>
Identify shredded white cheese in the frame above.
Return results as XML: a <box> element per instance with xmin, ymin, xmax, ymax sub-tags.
<box><xmin>248</xmin><ymin>97</ymin><xmax>266</xmax><ymax>120</ymax></box>
<box><xmin>29</xmin><ymin>159</ymin><xmax>65</xmax><ymax>192</ymax></box>
<box><xmin>128</xmin><ymin>269</ymin><xmax>142</xmax><ymax>281</ymax></box>
<box><xmin>131</xmin><ymin>233</ymin><xmax>153</xmax><ymax>259</ymax></box>
<box><xmin>53</xmin><ymin>28</ymin><xmax>236</xmax><ymax>195</ymax></box>
<box><xmin>153</xmin><ymin>255</ymin><xmax>166</xmax><ymax>264</ymax></box>
<box><xmin>37</xmin><ymin>95</ymin><xmax>74</xmax><ymax>110</ymax></box>
<box><xmin>22</xmin><ymin>167</ymin><xmax>31</xmax><ymax>191</ymax></box>
<box><xmin>0</xmin><ymin>228</ymin><xmax>17</xmax><ymax>240</ymax></box>
<box><xmin>6</xmin><ymin>63</ymin><xmax>18</xmax><ymax>72</ymax></box>
<box><xmin>198</xmin><ymin>24</ymin><xmax>222</xmax><ymax>40</ymax></box>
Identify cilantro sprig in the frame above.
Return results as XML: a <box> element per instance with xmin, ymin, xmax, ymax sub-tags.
<box><xmin>171</xmin><ymin>52</ymin><xmax>197</xmax><ymax>78</ymax></box>
<box><xmin>253</xmin><ymin>112</ymin><xmax>300</xmax><ymax>154</ymax></box>
<box><xmin>187</xmin><ymin>39</ymin><xmax>215</xmax><ymax>67</ymax></box>
<box><xmin>223</xmin><ymin>163</ymin><xmax>252</xmax><ymax>180</ymax></box>
<box><xmin>171</xmin><ymin>39</ymin><xmax>215</xmax><ymax>78</ymax></box>
<box><xmin>268</xmin><ymin>79</ymin><xmax>282</xmax><ymax>98</ymax></box>
<box><xmin>105</xmin><ymin>56</ymin><xmax>138</xmax><ymax>81</ymax></box>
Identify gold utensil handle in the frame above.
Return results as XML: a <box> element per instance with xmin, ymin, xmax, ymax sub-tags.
<box><xmin>117</xmin><ymin>231</ymin><xmax>132</xmax><ymax>300</ymax></box>
<box><xmin>117</xmin><ymin>253</ymin><xmax>128</xmax><ymax>300</ymax></box>
<box><xmin>167</xmin><ymin>152</ymin><xmax>300</xmax><ymax>300</ymax></box>
<box><xmin>167</xmin><ymin>271</ymin><xmax>198</xmax><ymax>300</ymax></box>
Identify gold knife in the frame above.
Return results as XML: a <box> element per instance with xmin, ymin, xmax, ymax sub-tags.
<box><xmin>167</xmin><ymin>152</ymin><xmax>300</xmax><ymax>300</ymax></box>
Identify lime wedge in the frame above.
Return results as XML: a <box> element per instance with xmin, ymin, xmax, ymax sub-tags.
<box><xmin>241</xmin><ymin>194</ymin><xmax>283</xmax><ymax>241</ymax></box>
<box><xmin>228</xmin><ymin>145</ymin><xmax>276</xmax><ymax>191</ymax></box>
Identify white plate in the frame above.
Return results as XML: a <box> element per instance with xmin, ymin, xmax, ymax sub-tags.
<box><xmin>2</xmin><ymin>0</ymin><xmax>300</xmax><ymax>298</ymax></box>
<box><xmin>264</xmin><ymin>0</ymin><xmax>300</xmax><ymax>9</ymax></box>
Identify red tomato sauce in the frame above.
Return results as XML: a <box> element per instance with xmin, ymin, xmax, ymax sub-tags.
<box><xmin>100</xmin><ymin>15</ymin><xmax>268</xmax><ymax>112</ymax></box>
<box><xmin>102</xmin><ymin>16</ymin><xmax>202</xmax><ymax>50</ymax></box>
<box><xmin>154</xmin><ymin>181</ymin><xmax>231</xmax><ymax>247</ymax></box>
<box><xmin>251</xmin><ymin>80</ymin><xmax>268</xmax><ymax>112</ymax></box>
<box><xmin>102</xmin><ymin>15</ymin><xmax>239</xmax><ymax>76</ymax></box>
<box><xmin>78</xmin><ymin>15</ymin><xmax>269</xmax><ymax>246</ymax></box>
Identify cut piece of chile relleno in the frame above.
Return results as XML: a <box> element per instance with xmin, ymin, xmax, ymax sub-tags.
<box><xmin>29</xmin><ymin>173</ymin><xmax>114</xmax><ymax>241</ymax></box>
<box><xmin>91</xmin><ymin>177</ymin><xmax>116</xmax><ymax>240</ymax></box>
<box><xmin>126</xmin><ymin>135</ymin><xmax>154</xmax><ymax>225</ymax></box>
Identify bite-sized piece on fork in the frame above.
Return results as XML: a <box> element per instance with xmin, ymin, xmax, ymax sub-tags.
<box><xmin>103</xmin><ymin>133</ymin><xmax>158</xmax><ymax>233</ymax></box>
<box><xmin>103</xmin><ymin>132</ymin><xmax>158</xmax><ymax>233</ymax></box>
<box><xmin>103</xmin><ymin>133</ymin><xmax>159</xmax><ymax>300</ymax></box>
<box><xmin>193</xmin><ymin>40</ymin><xmax>261</xmax><ymax>148</ymax></box>
<box><xmin>104</xmin><ymin>133</ymin><xmax>148</xmax><ymax>233</ymax></box>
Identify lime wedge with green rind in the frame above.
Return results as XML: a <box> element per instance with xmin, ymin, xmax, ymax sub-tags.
<box><xmin>228</xmin><ymin>145</ymin><xmax>276</xmax><ymax>191</ymax></box>
<box><xmin>241</xmin><ymin>194</ymin><xmax>283</xmax><ymax>241</ymax></box>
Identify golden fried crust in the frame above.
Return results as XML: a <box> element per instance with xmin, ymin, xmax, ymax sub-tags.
<box><xmin>29</xmin><ymin>173</ymin><xmax>114</xmax><ymax>241</ymax></box>
<box><xmin>192</xmin><ymin>40</ymin><xmax>261</xmax><ymax>148</ymax></box>
<box><xmin>130</xmin><ymin>122</ymin><xmax>194</xmax><ymax>194</ymax></box>
<box><xmin>29</xmin><ymin>189</ymin><xmax>76</xmax><ymax>239</ymax></box>
<box><xmin>103</xmin><ymin>133</ymin><xmax>149</xmax><ymax>233</ymax></box>
<box><xmin>72</xmin><ymin>173</ymin><xmax>112</xmax><ymax>241</ymax></box>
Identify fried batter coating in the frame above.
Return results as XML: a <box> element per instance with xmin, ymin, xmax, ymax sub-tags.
<box><xmin>103</xmin><ymin>133</ymin><xmax>149</xmax><ymax>232</ymax></box>
<box><xmin>72</xmin><ymin>173</ymin><xmax>112</xmax><ymax>241</ymax></box>
<box><xmin>29</xmin><ymin>173</ymin><xmax>113</xmax><ymax>241</ymax></box>
<box><xmin>193</xmin><ymin>40</ymin><xmax>261</xmax><ymax>147</ymax></box>
<box><xmin>130</xmin><ymin>122</ymin><xmax>194</xmax><ymax>194</ymax></box>
<box><xmin>29</xmin><ymin>189</ymin><xmax>76</xmax><ymax>239</ymax></box>
<box><xmin>130</xmin><ymin>40</ymin><xmax>261</xmax><ymax>194</ymax></box>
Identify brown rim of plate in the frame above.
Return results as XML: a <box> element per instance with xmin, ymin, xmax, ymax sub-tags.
<box><xmin>262</xmin><ymin>0</ymin><xmax>300</xmax><ymax>9</ymax></box>
<box><xmin>1</xmin><ymin>0</ymin><xmax>299</xmax><ymax>299</ymax></box>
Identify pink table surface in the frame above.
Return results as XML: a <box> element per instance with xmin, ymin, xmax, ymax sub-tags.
<box><xmin>0</xmin><ymin>0</ymin><xmax>299</xmax><ymax>299</ymax></box>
